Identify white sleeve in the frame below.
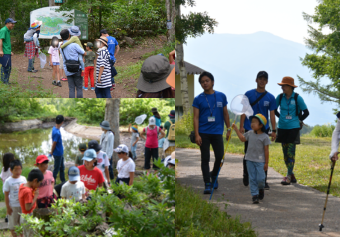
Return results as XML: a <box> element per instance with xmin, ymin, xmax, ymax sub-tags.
<box><xmin>3</xmin><ymin>179</ymin><xmax>9</xmax><ymax>192</ymax></box>
<box><xmin>330</xmin><ymin>119</ymin><xmax>340</xmax><ymax>159</ymax></box>
<box><xmin>81</xmin><ymin>182</ymin><xmax>85</xmax><ymax>194</ymax></box>
<box><xmin>128</xmin><ymin>162</ymin><xmax>136</xmax><ymax>173</ymax></box>
<box><xmin>60</xmin><ymin>185</ymin><xmax>67</xmax><ymax>198</ymax></box>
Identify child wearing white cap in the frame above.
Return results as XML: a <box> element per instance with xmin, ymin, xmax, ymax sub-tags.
<box><xmin>60</xmin><ymin>166</ymin><xmax>86</xmax><ymax>201</ymax></box>
<box><xmin>114</xmin><ymin>145</ymin><xmax>135</xmax><ymax>186</ymax></box>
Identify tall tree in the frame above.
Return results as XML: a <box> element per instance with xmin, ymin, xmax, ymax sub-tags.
<box><xmin>166</xmin><ymin>0</ymin><xmax>175</xmax><ymax>42</ymax></box>
<box><xmin>298</xmin><ymin>0</ymin><xmax>340</xmax><ymax>107</ymax></box>
<box><xmin>175</xmin><ymin>0</ymin><xmax>217</xmax><ymax>114</ymax></box>
<box><xmin>105</xmin><ymin>99</ymin><xmax>121</xmax><ymax>166</ymax></box>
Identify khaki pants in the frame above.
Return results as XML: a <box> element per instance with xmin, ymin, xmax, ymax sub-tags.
<box><xmin>159</xmin><ymin>148</ymin><xmax>164</xmax><ymax>159</ymax></box>
<box><xmin>8</xmin><ymin>206</ymin><xmax>22</xmax><ymax>230</ymax></box>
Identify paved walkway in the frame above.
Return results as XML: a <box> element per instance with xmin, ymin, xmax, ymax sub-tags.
<box><xmin>176</xmin><ymin>148</ymin><xmax>340</xmax><ymax>237</ymax></box>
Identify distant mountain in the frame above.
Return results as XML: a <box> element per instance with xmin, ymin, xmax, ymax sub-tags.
<box><xmin>183</xmin><ymin>31</ymin><xmax>338</xmax><ymax>126</ymax></box>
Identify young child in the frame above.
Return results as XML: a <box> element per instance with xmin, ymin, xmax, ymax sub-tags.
<box><xmin>35</xmin><ymin>155</ymin><xmax>55</xmax><ymax>208</ymax></box>
<box><xmin>48</xmin><ymin>36</ymin><xmax>61</xmax><ymax>87</ymax></box>
<box><xmin>128</xmin><ymin>124</ymin><xmax>139</xmax><ymax>161</ymax></box>
<box><xmin>83</xmin><ymin>42</ymin><xmax>96</xmax><ymax>90</ymax></box>
<box><xmin>60</xmin><ymin>26</ymin><xmax>86</xmax><ymax>76</ymax></box>
<box><xmin>24</xmin><ymin>21</ymin><xmax>42</xmax><ymax>52</ymax></box>
<box><xmin>1</xmin><ymin>153</ymin><xmax>14</xmax><ymax>223</ymax></box>
<box><xmin>18</xmin><ymin>169</ymin><xmax>44</xmax><ymax>237</ymax></box>
<box><xmin>75</xmin><ymin>143</ymin><xmax>87</xmax><ymax>167</ymax></box>
<box><xmin>232</xmin><ymin>114</ymin><xmax>271</xmax><ymax>204</ymax></box>
<box><xmin>114</xmin><ymin>145</ymin><xmax>135</xmax><ymax>186</ymax></box>
<box><xmin>59</xmin><ymin>53</ymin><xmax>67</xmax><ymax>81</ymax></box>
<box><xmin>158</xmin><ymin>125</ymin><xmax>165</xmax><ymax>159</ymax></box>
<box><xmin>60</xmin><ymin>166</ymin><xmax>86</xmax><ymax>201</ymax></box>
<box><xmin>4</xmin><ymin>160</ymin><xmax>27</xmax><ymax>237</ymax></box>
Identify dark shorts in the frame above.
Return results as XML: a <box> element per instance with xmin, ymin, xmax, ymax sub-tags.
<box><xmin>275</xmin><ymin>128</ymin><xmax>300</xmax><ymax>144</ymax></box>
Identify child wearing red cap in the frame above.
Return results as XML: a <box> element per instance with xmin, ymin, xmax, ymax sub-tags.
<box><xmin>35</xmin><ymin>155</ymin><xmax>56</xmax><ymax>208</ymax></box>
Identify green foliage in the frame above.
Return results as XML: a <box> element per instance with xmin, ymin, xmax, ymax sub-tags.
<box><xmin>298</xmin><ymin>0</ymin><xmax>340</xmax><ymax>106</ymax></box>
<box><xmin>175</xmin><ymin>111</ymin><xmax>193</xmax><ymax>135</ymax></box>
<box><xmin>310</xmin><ymin>124</ymin><xmax>335</xmax><ymax>137</ymax></box>
<box><xmin>73</xmin><ymin>99</ymin><xmax>106</xmax><ymax>125</ymax></box>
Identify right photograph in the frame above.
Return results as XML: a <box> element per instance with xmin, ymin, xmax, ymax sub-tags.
<box><xmin>175</xmin><ymin>0</ymin><xmax>340</xmax><ymax>236</ymax></box>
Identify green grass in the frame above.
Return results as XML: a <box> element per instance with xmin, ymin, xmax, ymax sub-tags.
<box><xmin>176</xmin><ymin>133</ymin><xmax>340</xmax><ymax>197</ymax></box>
<box><xmin>175</xmin><ymin>182</ymin><xmax>257</xmax><ymax>237</ymax></box>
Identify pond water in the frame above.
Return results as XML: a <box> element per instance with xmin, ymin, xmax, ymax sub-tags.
<box><xmin>0</xmin><ymin>127</ymin><xmax>90</xmax><ymax>166</ymax></box>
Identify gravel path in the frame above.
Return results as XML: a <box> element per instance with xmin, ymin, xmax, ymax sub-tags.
<box><xmin>176</xmin><ymin>148</ymin><xmax>340</xmax><ymax>237</ymax></box>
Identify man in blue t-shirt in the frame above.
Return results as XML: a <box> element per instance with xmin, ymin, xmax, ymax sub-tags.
<box><xmin>49</xmin><ymin>115</ymin><xmax>66</xmax><ymax>183</ymax></box>
<box><xmin>239</xmin><ymin>71</ymin><xmax>277</xmax><ymax>190</ymax></box>
<box><xmin>100</xmin><ymin>29</ymin><xmax>120</xmax><ymax>90</ymax></box>
<box><xmin>192</xmin><ymin>71</ymin><xmax>231</xmax><ymax>195</ymax></box>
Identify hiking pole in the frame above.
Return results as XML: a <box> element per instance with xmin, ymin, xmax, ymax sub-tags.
<box><xmin>319</xmin><ymin>159</ymin><xmax>336</xmax><ymax>231</ymax></box>
<box><xmin>209</xmin><ymin>114</ymin><xmax>237</xmax><ymax>201</ymax></box>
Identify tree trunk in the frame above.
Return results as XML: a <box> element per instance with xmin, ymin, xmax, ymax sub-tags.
<box><xmin>169</xmin><ymin>0</ymin><xmax>175</xmax><ymax>42</ymax></box>
<box><xmin>105</xmin><ymin>99</ymin><xmax>120</xmax><ymax>166</ymax></box>
<box><xmin>49</xmin><ymin>0</ymin><xmax>55</xmax><ymax>6</ymax></box>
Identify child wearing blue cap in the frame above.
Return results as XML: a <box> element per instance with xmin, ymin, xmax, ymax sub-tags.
<box><xmin>60</xmin><ymin>166</ymin><xmax>86</xmax><ymax>201</ymax></box>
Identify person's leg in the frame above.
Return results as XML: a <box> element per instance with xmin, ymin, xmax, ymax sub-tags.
<box><xmin>67</xmin><ymin>75</ymin><xmax>76</xmax><ymax>98</ymax></box>
<box><xmin>210</xmin><ymin>134</ymin><xmax>224</xmax><ymax>176</ymax></box>
<box><xmin>256</xmin><ymin>162</ymin><xmax>265</xmax><ymax>190</ymax></box>
<box><xmin>89</xmin><ymin>67</ymin><xmax>95</xmax><ymax>88</ymax></box>
<box><xmin>151</xmin><ymin>148</ymin><xmax>159</xmax><ymax>170</ymax></box>
<box><xmin>56</xmin><ymin>65</ymin><xmax>60</xmax><ymax>82</ymax></box>
<box><xmin>281</xmin><ymin>143</ymin><xmax>296</xmax><ymax>184</ymax></box>
<box><xmin>108</xmin><ymin>156</ymin><xmax>114</xmax><ymax>180</ymax></box>
<box><xmin>131</xmin><ymin>145</ymin><xmax>137</xmax><ymax>160</ymax></box>
<box><xmin>52</xmin><ymin>65</ymin><xmax>56</xmax><ymax>81</ymax></box>
<box><xmin>104</xmin><ymin>87</ymin><xmax>112</xmax><ymax>98</ymax></box>
<box><xmin>0</xmin><ymin>55</ymin><xmax>11</xmax><ymax>84</ymax></box>
<box><xmin>59</xmin><ymin>155</ymin><xmax>66</xmax><ymax>182</ymax></box>
<box><xmin>74</xmin><ymin>71</ymin><xmax>83</xmax><ymax>98</ymax></box>
<box><xmin>110</xmin><ymin>60</ymin><xmax>115</xmax><ymax>87</ymax></box>
<box><xmin>243</xmin><ymin>129</ymin><xmax>249</xmax><ymax>186</ymax></box>
<box><xmin>95</xmin><ymin>87</ymin><xmax>103</xmax><ymax>98</ymax></box>
<box><xmin>199</xmin><ymin>133</ymin><xmax>212</xmax><ymax>184</ymax></box>
<box><xmin>52</xmin><ymin>155</ymin><xmax>62</xmax><ymax>181</ymax></box>
<box><xmin>246</xmin><ymin>160</ymin><xmax>258</xmax><ymax>197</ymax></box>
<box><xmin>84</xmin><ymin>67</ymin><xmax>89</xmax><ymax>88</ymax></box>
<box><xmin>144</xmin><ymin>147</ymin><xmax>151</xmax><ymax>173</ymax></box>
<box><xmin>28</xmin><ymin>58</ymin><xmax>33</xmax><ymax>72</ymax></box>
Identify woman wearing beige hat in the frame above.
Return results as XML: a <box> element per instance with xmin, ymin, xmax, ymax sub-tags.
<box><xmin>274</xmin><ymin>77</ymin><xmax>309</xmax><ymax>185</ymax></box>
<box><xmin>94</xmin><ymin>36</ymin><xmax>112</xmax><ymax>98</ymax></box>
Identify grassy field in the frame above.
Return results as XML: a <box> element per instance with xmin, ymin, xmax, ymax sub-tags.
<box><xmin>176</xmin><ymin>133</ymin><xmax>340</xmax><ymax>197</ymax></box>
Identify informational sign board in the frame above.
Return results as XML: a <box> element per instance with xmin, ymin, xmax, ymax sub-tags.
<box><xmin>55</xmin><ymin>0</ymin><xmax>63</xmax><ymax>3</ymax></box>
<box><xmin>30</xmin><ymin>7</ymin><xmax>88</xmax><ymax>40</ymax></box>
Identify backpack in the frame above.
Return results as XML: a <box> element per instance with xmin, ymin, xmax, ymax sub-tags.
<box><xmin>168</xmin><ymin>120</ymin><xmax>175</xmax><ymax>141</ymax></box>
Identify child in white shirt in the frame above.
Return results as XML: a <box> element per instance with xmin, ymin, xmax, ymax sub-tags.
<box><xmin>60</xmin><ymin>166</ymin><xmax>85</xmax><ymax>201</ymax></box>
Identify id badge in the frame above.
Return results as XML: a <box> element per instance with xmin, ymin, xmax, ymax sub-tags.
<box><xmin>208</xmin><ymin>116</ymin><xmax>215</xmax><ymax>122</ymax></box>
<box><xmin>286</xmin><ymin>115</ymin><xmax>292</xmax><ymax>120</ymax></box>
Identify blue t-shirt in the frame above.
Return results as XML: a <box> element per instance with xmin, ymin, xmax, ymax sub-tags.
<box><xmin>52</xmin><ymin>126</ymin><xmax>64</xmax><ymax>156</ymax></box>
<box><xmin>192</xmin><ymin>91</ymin><xmax>228</xmax><ymax>135</ymax></box>
<box><xmin>244</xmin><ymin>89</ymin><xmax>277</xmax><ymax>131</ymax></box>
<box><xmin>276</xmin><ymin>92</ymin><xmax>307</xmax><ymax>129</ymax></box>
<box><xmin>153</xmin><ymin>116</ymin><xmax>161</xmax><ymax>127</ymax></box>
<box><xmin>106</xmin><ymin>36</ymin><xmax>119</xmax><ymax>62</ymax></box>
<box><xmin>159</xmin><ymin>138</ymin><xmax>165</xmax><ymax>148</ymax></box>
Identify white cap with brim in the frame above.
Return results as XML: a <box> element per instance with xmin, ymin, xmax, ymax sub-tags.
<box><xmin>114</xmin><ymin>144</ymin><xmax>129</xmax><ymax>154</ymax></box>
<box><xmin>82</xmin><ymin>149</ymin><xmax>97</xmax><ymax>162</ymax></box>
<box><xmin>168</xmin><ymin>159</ymin><xmax>175</xmax><ymax>166</ymax></box>
<box><xmin>149</xmin><ymin>117</ymin><xmax>156</xmax><ymax>126</ymax></box>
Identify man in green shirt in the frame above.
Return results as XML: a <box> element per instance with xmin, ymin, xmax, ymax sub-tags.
<box><xmin>163</xmin><ymin>110</ymin><xmax>175</xmax><ymax>156</ymax></box>
<box><xmin>0</xmin><ymin>18</ymin><xmax>16</xmax><ymax>84</ymax></box>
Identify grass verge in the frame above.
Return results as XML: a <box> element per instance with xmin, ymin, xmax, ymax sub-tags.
<box><xmin>175</xmin><ymin>182</ymin><xmax>257</xmax><ymax>237</ymax></box>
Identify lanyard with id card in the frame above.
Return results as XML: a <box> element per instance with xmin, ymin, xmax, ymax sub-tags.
<box><xmin>285</xmin><ymin>97</ymin><xmax>293</xmax><ymax>120</ymax></box>
<box><xmin>204</xmin><ymin>92</ymin><xmax>216</xmax><ymax>122</ymax></box>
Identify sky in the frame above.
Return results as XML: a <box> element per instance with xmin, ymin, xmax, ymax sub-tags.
<box><xmin>181</xmin><ymin>0</ymin><xmax>319</xmax><ymax>45</ymax></box>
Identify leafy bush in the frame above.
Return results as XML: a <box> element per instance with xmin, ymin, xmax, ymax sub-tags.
<box><xmin>310</xmin><ymin>124</ymin><xmax>335</xmax><ymax>137</ymax></box>
<box><xmin>176</xmin><ymin>112</ymin><xmax>194</xmax><ymax>136</ymax></box>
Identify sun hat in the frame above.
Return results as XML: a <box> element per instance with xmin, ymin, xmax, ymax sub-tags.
<box><xmin>114</xmin><ymin>144</ymin><xmax>129</xmax><ymax>153</ymax></box>
<box><xmin>78</xmin><ymin>143</ymin><xmax>87</xmax><ymax>151</ymax></box>
<box><xmin>82</xmin><ymin>149</ymin><xmax>97</xmax><ymax>161</ymax></box>
<box><xmin>84</xmin><ymin>42</ymin><xmax>93</xmax><ymax>48</ymax></box>
<box><xmin>5</xmin><ymin>18</ymin><xmax>17</xmax><ymax>24</ymax></box>
<box><xmin>100</xmin><ymin>121</ymin><xmax>111</xmax><ymax>130</ymax></box>
<box><xmin>278</xmin><ymin>76</ymin><xmax>298</xmax><ymax>88</ymax></box>
<box><xmin>249</xmin><ymin>113</ymin><xmax>267</xmax><ymax>127</ymax></box>
<box><xmin>33</xmin><ymin>20</ymin><xmax>43</xmax><ymax>27</ymax></box>
<box><xmin>97</xmin><ymin>36</ymin><xmax>108</xmax><ymax>47</ymax></box>
<box><xmin>149</xmin><ymin>117</ymin><xmax>156</xmax><ymax>126</ymax></box>
<box><xmin>256</xmin><ymin>71</ymin><xmax>268</xmax><ymax>80</ymax></box>
<box><xmin>68</xmin><ymin>166</ymin><xmax>80</xmax><ymax>181</ymax></box>
<box><xmin>30</xmin><ymin>22</ymin><xmax>40</xmax><ymax>29</ymax></box>
<box><xmin>132</xmin><ymin>125</ymin><xmax>138</xmax><ymax>131</ymax></box>
<box><xmin>168</xmin><ymin>110</ymin><xmax>175</xmax><ymax>118</ymax></box>
<box><xmin>88</xmin><ymin>140</ymin><xmax>102</xmax><ymax>152</ymax></box>
<box><xmin>35</xmin><ymin>155</ymin><xmax>49</xmax><ymax>165</ymax></box>
<box><xmin>166</xmin><ymin>67</ymin><xmax>175</xmax><ymax>89</ymax></box>
<box><xmin>69</xmin><ymin>26</ymin><xmax>81</xmax><ymax>37</ymax></box>
<box><xmin>151</xmin><ymin>108</ymin><xmax>158</xmax><ymax>113</ymax></box>
<box><xmin>137</xmin><ymin>55</ymin><xmax>175</xmax><ymax>93</ymax></box>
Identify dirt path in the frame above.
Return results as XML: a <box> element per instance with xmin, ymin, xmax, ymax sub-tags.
<box><xmin>176</xmin><ymin>148</ymin><xmax>340</xmax><ymax>237</ymax></box>
<box><xmin>9</xmin><ymin>35</ymin><xmax>167</xmax><ymax>98</ymax></box>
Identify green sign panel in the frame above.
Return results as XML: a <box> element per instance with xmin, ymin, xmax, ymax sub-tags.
<box><xmin>55</xmin><ymin>0</ymin><xmax>63</xmax><ymax>3</ymax></box>
<box><xmin>75</xmin><ymin>10</ymin><xmax>88</xmax><ymax>40</ymax></box>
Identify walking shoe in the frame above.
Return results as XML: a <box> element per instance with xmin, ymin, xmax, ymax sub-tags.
<box><xmin>210</xmin><ymin>173</ymin><xmax>218</xmax><ymax>189</ymax></box>
<box><xmin>259</xmin><ymin>189</ymin><xmax>264</xmax><ymax>200</ymax></box>
<box><xmin>281</xmin><ymin>176</ymin><xmax>291</xmax><ymax>185</ymax></box>
<box><xmin>5</xmin><ymin>216</ymin><xmax>8</xmax><ymax>223</ymax></box>
<box><xmin>56</xmin><ymin>81</ymin><xmax>62</xmax><ymax>87</ymax></box>
<box><xmin>52</xmin><ymin>80</ymin><xmax>57</xmax><ymax>86</ymax></box>
<box><xmin>61</xmin><ymin>77</ymin><xmax>67</xmax><ymax>81</ymax></box>
<box><xmin>83</xmin><ymin>86</ymin><xmax>88</xmax><ymax>90</ymax></box>
<box><xmin>28</xmin><ymin>70</ymin><xmax>38</xmax><ymax>73</ymax></box>
<box><xmin>264</xmin><ymin>183</ymin><xmax>270</xmax><ymax>190</ymax></box>
<box><xmin>203</xmin><ymin>183</ymin><xmax>212</xmax><ymax>194</ymax></box>
<box><xmin>91</xmin><ymin>87</ymin><xmax>95</xmax><ymax>91</ymax></box>
<box><xmin>291</xmin><ymin>174</ymin><xmax>297</xmax><ymax>183</ymax></box>
<box><xmin>243</xmin><ymin>175</ymin><xmax>249</xmax><ymax>186</ymax></box>
<box><xmin>252</xmin><ymin>195</ymin><xmax>259</xmax><ymax>204</ymax></box>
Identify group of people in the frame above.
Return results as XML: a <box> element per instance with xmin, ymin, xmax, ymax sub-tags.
<box><xmin>193</xmin><ymin>70</ymin><xmax>310</xmax><ymax>204</ymax></box>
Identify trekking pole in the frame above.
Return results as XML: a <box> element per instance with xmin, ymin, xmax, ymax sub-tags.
<box><xmin>319</xmin><ymin>159</ymin><xmax>336</xmax><ymax>231</ymax></box>
<box><xmin>209</xmin><ymin>114</ymin><xmax>237</xmax><ymax>201</ymax></box>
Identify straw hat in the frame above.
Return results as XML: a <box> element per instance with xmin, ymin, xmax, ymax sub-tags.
<box><xmin>97</xmin><ymin>36</ymin><xmax>108</xmax><ymax>47</ymax></box>
<box><xmin>277</xmin><ymin>76</ymin><xmax>298</xmax><ymax>88</ymax></box>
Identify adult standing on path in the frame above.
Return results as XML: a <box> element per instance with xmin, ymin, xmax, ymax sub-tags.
<box><xmin>330</xmin><ymin>112</ymin><xmax>340</xmax><ymax>161</ymax></box>
<box><xmin>49</xmin><ymin>115</ymin><xmax>66</xmax><ymax>184</ymax></box>
<box><xmin>163</xmin><ymin>110</ymin><xmax>176</xmax><ymax>157</ymax></box>
<box><xmin>193</xmin><ymin>71</ymin><xmax>231</xmax><ymax>194</ymax></box>
<box><xmin>151</xmin><ymin>107</ymin><xmax>162</xmax><ymax>127</ymax></box>
<box><xmin>239</xmin><ymin>71</ymin><xmax>277</xmax><ymax>190</ymax></box>
<box><xmin>0</xmin><ymin>18</ymin><xmax>16</xmax><ymax>84</ymax></box>
<box><xmin>274</xmin><ymin>77</ymin><xmax>309</xmax><ymax>185</ymax></box>
<box><xmin>100</xmin><ymin>29</ymin><xmax>119</xmax><ymax>91</ymax></box>
<box><xmin>99</xmin><ymin>120</ymin><xmax>114</xmax><ymax>180</ymax></box>
<box><xmin>59</xmin><ymin>29</ymin><xmax>85</xmax><ymax>98</ymax></box>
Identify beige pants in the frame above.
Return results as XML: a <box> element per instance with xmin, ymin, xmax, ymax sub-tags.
<box><xmin>8</xmin><ymin>206</ymin><xmax>22</xmax><ymax>230</ymax></box>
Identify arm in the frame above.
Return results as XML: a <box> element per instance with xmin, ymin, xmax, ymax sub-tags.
<box><xmin>25</xmin><ymin>189</ymin><xmax>39</xmax><ymax>211</ymax></box>
<box><xmin>104</xmin><ymin>166</ymin><xmax>110</xmax><ymax>186</ymax></box>
<box><xmin>50</xmin><ymin>141</ymin><xmax>57</xmax><ymax>155</ymax></box>
<box><xmin>300</xmin><ymin>109</ymin><xmax>309</xmax><ymax>121</ymax></box>
<box><xmin>270</xmin><ymin>110</ymin><xmax>276</xmax><ymax>141</ymax></box>
<box><xmin>231</xmin><ymin>123</ymin><xmax>247</xmax><ymax>142</ymax></box>
<box><xmin>193</xmin><ymin>107</ymin><xmax>202</xmax><ymax>146</ymax></box>
<box><xmin>49</xmin><ymin>54</ymin><xmax>52</xmax><ymax>67</ymax></box>
<box><xmin>129</xmin><ymin>172</ymin><xmax>134</xmax><ymax>186</ymax></box>
<box><xmin>169</xmin><ymin>50</ymin><xmax>175</xmax><ymax>64</ymax></box>
<box><xmin>114</xmin><ymin>45</ymin><xmax>120</xmax><ymax>59</ymax></box>
<box><xmin>264</xmin><ymin>145</ymin><xmax>269</xmax><ymax>171</ymax></box>
<box><xmin>158</xmin><ymin>129</ymin><xmax>165</xmax><ymax>140</ymax></box>
<box><xmin>98</xmin><ymin>66</ymin><xmax>105</xmax><ymax>83</ymax></box>
<box><xmin>98</xmin><ymin>182</ymin><xmax>103</xmax><ymax>188</ymax></box>
<box><xmin>133</xmin><ymin>136</ymin><xmax>139</xmax><ymax>146</ymax></box>
<box><xmin>224</xmin><ymin>106</ymin><xmax>231</xmax><ymax>141</ymax></box>
<box><xmin>5</xmin><ymin>191</ymin><xmax>12</xmax><ymax>215</ymax></box>
<box><xmin>140</xmin><ymin>130</ymin><xmax>146</xmax><ymax>140</ymax></box>
<box><xmin>60</xmin><ymin>36</ymin><xmax>77</xmax><ymax>49</ymax></box>
<box><xmin>239</xmin><ymin>114</ymin><xmax>246</xmax><ymax>134</ymax></box>
<box><xmin>82</xmin><ymin>193</ymin><xmax>86</xmax><ymax>201</ymax></box>
<box><xmin>0</xmin><ymin>39</ymin><xmax>3</xmax><ymax>57</ymax></box>
<box><xmin>128</xmin><ymin>124</ymin><xmax>132</xmax><ymax>133</ymax></box>
<box><xmin>274</xmin><ymin>109</ymin><xmax>280</xmax><ymax>118</ymax></box>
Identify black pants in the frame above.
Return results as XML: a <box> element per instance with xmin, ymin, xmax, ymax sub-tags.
<box><xmin>243</xmin><ymin>129</ymin><xmax>268</xmax><ymax>184</ymax></box>
<box><xmin>199</xmin><ymin>133</ymin><xmax>224</xmax><ymax>184</ymax></box>
<box><xmin>144</xmin><ymin>147</ymin><xmax>159</xmax><ymax>170</ymax></box>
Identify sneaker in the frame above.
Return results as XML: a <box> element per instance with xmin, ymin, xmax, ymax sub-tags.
<box><xmin>243</xmin><ymin>174</ymin><xmax>249</xmax><ymax>186</ymax></box>
<box><xmin>112</xmin><ymin>83</ymin><xmax>116</xmax><ymax>89</ymax></box>
<box><xmin>281</xmin><ymin>176</ymin><xmax>291</xmax><ymax>185</ymax></box>
<box><xmin>264</xmin><ymin>183</ymin><xmax>270</xmax><ymax>190</ymax></box>
<box><xmin>5</xmin><ymin>216</ymin><xmax>8</xmax><ymax>223</ymax></box>
<box><xmin>252</xmin><ymin>195</ymin><xmax>259</xmax><ymax>204</ymax></box>
<box><xmin>259</xmin><ymin>189</ymin><xmax>264</xmax><ymax>200</ymax></box>
<box><xmin>210</xmin><ymin>172</ymin><xmax>218</xmax><ymax>189</ymax></box>
<box><xmin>83</xmin><ymin>86</ymin><xmax>88</xmax><ymax>90</ymax></box>
<box><xmin>291</xmin><ymin>174</ymin><xmax>297</xmax><ymax>183</ymax></box>
<box><xmin>203</xmin><ymin>183</ymin><xmax>212</xmax><ymax>194</ymax></box>
<box><xmin>28</xmin><ymin>70</ymin><xmax>38</xmax><ymax>73</ymax></box>
<box><xmin>61</xmin><ymin>77</ymin><xmax>67</xmax><ymax>81</ymax></box>
<box><xmin>91</xmin><ymin>87</ymin><xmax>95</xmax><ymax>91</ymax></box>
<box><xmin>56</xmin><ymin>81</ymin><xmax>62</xmax><ymax>87</ymax></box>
<box><xmin>52</xmin><ymin>80</ymin><xmax>57</xmax><ymax>86</ymax></box>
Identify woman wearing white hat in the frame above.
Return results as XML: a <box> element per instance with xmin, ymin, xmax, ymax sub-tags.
<box><xmin>114</xmin><ymin>144</ymin><xmax>135</xmax><ymax>186</ymax></box>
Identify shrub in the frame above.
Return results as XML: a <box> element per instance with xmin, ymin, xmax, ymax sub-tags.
<box><xmin>310</xmin><ymin>124</ymin><xmax>335</xmax><ymax>137</ymax></box>
<box><xmin>176</xmin><ymin>112</ymin><xmax>193</xmax><ymax>136</ymax></box>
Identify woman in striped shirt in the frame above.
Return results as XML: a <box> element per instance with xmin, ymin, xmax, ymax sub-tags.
<box><xmin>95</xmin><ymin>36</ymin><xmax>112</xmax><ymax>98</ymax></box>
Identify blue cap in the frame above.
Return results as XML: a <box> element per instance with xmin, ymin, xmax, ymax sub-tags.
<box><xmin>5</xmin><ymin>18</ymin><xmax>17</xmax><ymax>24</ymax></box>
<box><xmin>68</xmin><ymin>166</ymin><xmax>80</xmax><ymax>181</ymax></box>
<box><xmin>82</xmin><ymin>149</ymin><xmax>97</xmax><ymax>161</ymax></box>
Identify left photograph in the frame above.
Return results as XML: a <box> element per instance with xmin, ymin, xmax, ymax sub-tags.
<box><xmin>0</xmin><ymin>98</ymin><xmax>175</xmax><ymax>236</ymax></box>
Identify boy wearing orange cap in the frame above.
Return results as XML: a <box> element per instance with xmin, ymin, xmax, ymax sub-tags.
<box><xmin>232</xmin><ymin>114</ymin><xmax>271</xmax><ymax>204</ymax></box>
